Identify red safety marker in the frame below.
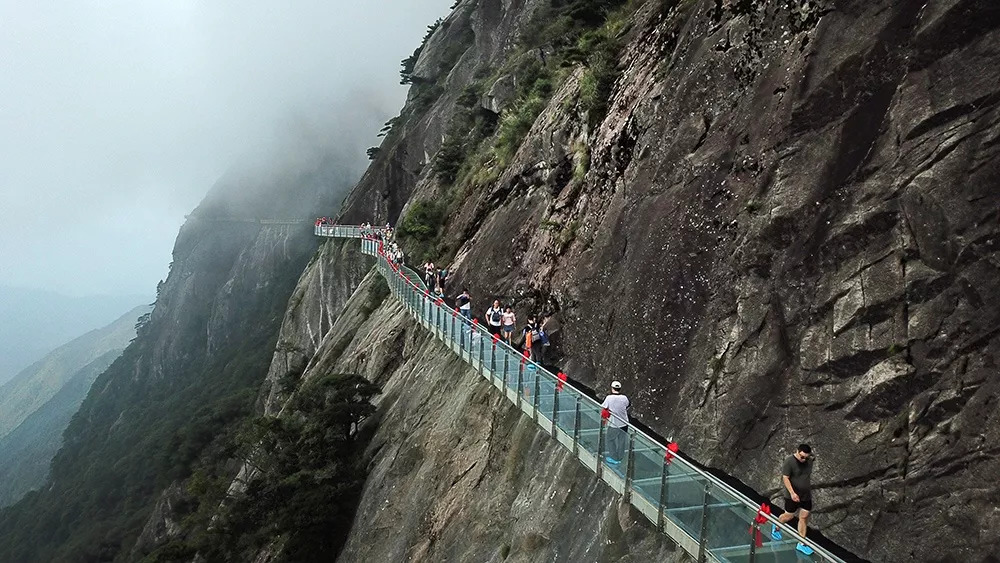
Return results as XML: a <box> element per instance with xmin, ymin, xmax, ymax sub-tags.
<box><xmin>557</xmin><ymin>371</ymin><xmax>567</xmax><ymax>391</ymax></box>
<box><xmin>665</xmin><ymin>441</ymin><xmax>679</xmax><ymax>464</ymax></box>
<box><xmin>752</xmin><ymin>503</ymin><xmax>771</xmax><ymax>548</ymax></box>
<box><xmin>601</xmin><ymin>407</ymin><xmax>611</xmax><ymax>421</ymax></box>
<box><xmin>491</xmin><ymin>333</ymin><xmax>500</xmax><ymax>345</ymax></box>
<box><xmin>472</xmin><ymin>318</ymin><xmax>479</xmax><ymax>327</ymax></box>
<box><xmin>521</xmin><ymin>349</ymin><xmax>530</xmax><ymax>363</ymax></box>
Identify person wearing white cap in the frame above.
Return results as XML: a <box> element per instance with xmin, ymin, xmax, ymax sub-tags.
<box><xmin>601</xmin><ymin>380</ymin><xmax>630</xmax><ymax>464</ymax></box>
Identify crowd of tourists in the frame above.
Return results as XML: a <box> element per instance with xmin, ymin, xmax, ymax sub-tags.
<box><xmin>320</xmin><ymin>217</ymin><xmax>821</xmax><ymax>557</ymax></box>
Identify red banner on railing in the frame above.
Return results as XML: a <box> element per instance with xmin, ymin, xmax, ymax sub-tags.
<box><xmin>665</xmin><ymin>441</ymin><xmax>679</xmax><ymax>464</ymax></box>
<box><xmin>601</xmin><ymin>408</ymin><xmax>610</xmax><ymax>421</ymax></box>
<box><xmin>752</xmin><ymin>503</ymin><xmax>771</xmax><ymax>547</ymax></box>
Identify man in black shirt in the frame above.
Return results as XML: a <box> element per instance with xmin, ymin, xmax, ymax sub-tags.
<box><xmin>771</xmin><ymin>443</ymin><xmax>815</xmax><ymax>556</ymax></box>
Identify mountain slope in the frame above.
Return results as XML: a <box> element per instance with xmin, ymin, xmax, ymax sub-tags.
<box><xmin>1</xmin><ymin>0</ymin><xmax>995</xmax><ymax>561</ymax></box>
<box><xmin>0</xmin><ymin>349</ymin><xmax>121</xmax><ymax>507</ymax></box>
<box><xmin>0</xmin><ymin>286</ymin><xmax>148</xmax><ymax>386</ymax></box>
<box><xmin>0</xmin><ymin>149</ymin><xmax>358</xmax><ymax>562</ymax></box>
<box><xmin>0</xmin><ymin>304</ymin><xmax>149</xmax><ymax>439</ymax></box>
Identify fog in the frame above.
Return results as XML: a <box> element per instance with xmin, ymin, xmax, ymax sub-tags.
<box><xmin>0</xmin><ymin>0</ymin><xmax>453</xmax><ymax>298</ymax></box>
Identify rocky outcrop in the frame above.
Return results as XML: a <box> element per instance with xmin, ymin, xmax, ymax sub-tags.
<box><xmin>330</xmin><ymin>0</ymin><xmax>1000</xmax><ymax>561</ymax></box>
<box><xmin>249</xmin><ymin>256</ymin><xmax>687</xmax><ymax>562</ymax></box>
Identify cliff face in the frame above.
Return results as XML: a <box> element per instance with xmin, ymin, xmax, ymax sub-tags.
<box><xmin>0</xmin><ymin>151</ymin><xmax>356</xmax><ymax>561</ymax></box>
<box><xmin>328</xmin><ymin>0</ymin><xmax>999</xmax><ymax>561</ymax></box>
<box><xmin>28</xmin><ymin>0</ymin><xmax>992</xmax><ymax>561</ymax></box>
<box><xmin>252</xmin><ymin>261</ymin><xmax>687</xmax><ymax>563</ymax></box>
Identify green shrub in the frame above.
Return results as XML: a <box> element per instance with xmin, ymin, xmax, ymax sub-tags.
<box><xmin>432</xmin><ymin>134</ymin><xmax>466</xmax><ymax>185</ymax></box>
<box><xmin>494</xmin><ymin>92</ymin><xmax>549</xmax><ymax>165</ymax></box>
<box><xmin>200</xmin><ymin>373</ymin><xmax>381</xmax><ymax>562</ymax></box>
<box><xmin>558</xmin><ymin>220</ymin><xmax>580</xmax><ymax>251</ymax></box>
<box><xmin>396</xmin><ymin>200</ymin><xmax>448</xmax><ymax>264</ymax></box>
<box><xmin>400</xmin><ymin>19</ymin><xmax>442</xmax><ymax>85</ymax></box>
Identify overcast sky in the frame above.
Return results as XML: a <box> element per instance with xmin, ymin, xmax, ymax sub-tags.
<box><xmin>0</xmin><ymin>0</ymin><xmax>453</xmax><ymax>297</ymax></box>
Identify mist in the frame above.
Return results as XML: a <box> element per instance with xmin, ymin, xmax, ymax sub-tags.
<box><xmin>0</xmin><ymin>0</ymin><xmax>454</xmax><ymax>298</ymax></box>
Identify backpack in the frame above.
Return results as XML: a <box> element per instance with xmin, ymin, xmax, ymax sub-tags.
<box><xmin>490</xmin><ymin>309</ymin><xmax>502</xmax><ymax>324</ymax></box>
<box><xmin>538</xmin><ymin>328</ymin><xmax>550</xmax><ymax>346</ymax></box>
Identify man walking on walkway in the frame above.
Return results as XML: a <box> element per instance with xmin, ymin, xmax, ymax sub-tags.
<box><xmin>486</xmin><ymin>300</ymin><xmax>504</xmax><ymax>337</ymax></box>
<box><xmin>457</xmin><ymin>289</ymin><xmax>472</xmax><ymax>320</ymax></box>
<box><xmin>600</xmin><ymin>381</ymin><xmax>629</xmax><ymax>464</ymax></box>
<box><xmin>771</xmin><ymin>443</ymin><xmax>815</xmax><ymax>556</ymax></box>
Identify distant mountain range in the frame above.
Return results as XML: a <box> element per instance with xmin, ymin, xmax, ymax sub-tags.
<box><xmin>0</xmin><ymin>285</ymin><xmax>151</xmax><ymax>386</ymax></box>
<box><xmin>0</xmin><ymin>305</ymin><xmax>149</xmax><ymax>507</ymax></box>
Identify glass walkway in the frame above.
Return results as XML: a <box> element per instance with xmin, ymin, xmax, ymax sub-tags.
<box><xmin>317</xmin><ymin>225</ymin><xmax>845</xmax><ymax>563</ymax></box>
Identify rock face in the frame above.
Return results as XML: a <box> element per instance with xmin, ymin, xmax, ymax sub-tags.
<box><xmin>14</xmin><ymin>0</ymin><xmax>990</xmax><ymax>561</ymax></box>
<box><xmin>252</xmin><ymin>265</ymin><xmax>688</xmax><ymax>562</ymax></box>
<box><xmin>327</xmin><ymin>0</ymin><xmax>1000</xmax><ymax>561</ymax></box>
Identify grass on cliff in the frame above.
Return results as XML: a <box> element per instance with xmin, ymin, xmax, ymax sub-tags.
<box><xmin>431</xmin><ymin>0</ymin><xmax>634</xmax><ymax>200</ymax></box>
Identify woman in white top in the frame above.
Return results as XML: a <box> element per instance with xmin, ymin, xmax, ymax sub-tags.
<box><xmin>501</xmin><ymin>307</ymin><xmax>516</xmax><ymax>345</ymax></box>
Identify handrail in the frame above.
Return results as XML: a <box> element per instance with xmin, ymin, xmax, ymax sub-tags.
<box><xmin>317</xmin><ymin>225</ymin><xmax>846</xmax><ymax>563</ymax></box>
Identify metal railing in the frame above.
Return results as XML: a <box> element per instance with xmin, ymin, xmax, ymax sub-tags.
<box><xmin>318</xmin><ymin>226</ymin><xmax>845</xmax><ymax>563</ymax></box>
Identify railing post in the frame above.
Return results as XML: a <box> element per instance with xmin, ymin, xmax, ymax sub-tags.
<box><xmin>698</xmin><ymin>483</ymin><xmax>711</xmax><ymax>563</ymax></box>
<box><xmin>572</xmin><ymin>400</ymin><xmax>581</xmax><ymax>456</ymax></box>
<box><xmin>450</xmin><ymin>312</ymin><xmax>456</xmax><ymax>351</ymax></box>
<box><xmin>657</xmin><ymin>458</ymin><xmax>669</xmax><ymax>532</ymax></box>
<box><xmin>748</xmin><ymin>522</ymin><xmax>759</xmax><ymax>563</ymax></box>
<box><xmin>503</xmin><ymin>349</ymin><xmax>510</xmax><ymax>393</ymax></box>
<box><xmin>597</xmin><ymin>418</ymin><xmax>606</xmax><ymax>479</ymax></box>
<box><xmin>516</xmin><ymin>360</ymin><xmax>524</xmax><ymax>406</ymax></box>
<box><xmin>490</xmin><ymin>340</ymin><xmax>497</xmax><ymax>386</ymax></box>
<box><xmin>459</xmin><ymin>317</ymin><xmax>465</xmax><ymax>354</ymax></box>
<box><xmin>550</xmin><ymin>384</ymin><xmax>559</xmax><ymax>437</ymax></box>
<box><xmin>479</xmin><ymin>331</ymin><xmax>485</xmax><ymax>374</ymax></box>
<box><xmin>532</xmin><ymin>366</ymin><xmax>540</xmax><ymax>422</ymax></box>
<box><xmin>624</xmin><ymin>431</ymin><xmax>636</xmax><ymax>503</ymax></box>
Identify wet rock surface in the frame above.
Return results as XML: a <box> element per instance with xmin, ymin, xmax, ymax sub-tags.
<box><xmin>335</xmin><ymin>0</ymin><xmax>1000</xmax><ymax>560</ymax></box>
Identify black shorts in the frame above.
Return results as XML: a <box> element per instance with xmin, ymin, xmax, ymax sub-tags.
<box><xmin>783</xmin><ymin>497</ymin><xmax>813</xmax><ymax>513</ymax></box>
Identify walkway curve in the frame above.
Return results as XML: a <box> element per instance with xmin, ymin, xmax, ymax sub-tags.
<box><xmin>317</xmin><ymin>224</ymin><xmax>846</xmax><ymax>563</ymax></box>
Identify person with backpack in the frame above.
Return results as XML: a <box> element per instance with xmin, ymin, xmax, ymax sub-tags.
<box><xmin>424</xmin><ymin>262</ymin><xmax>436</xmax><ymax>288</ymax></box>
<box><xmin>535</xmin><ymin>317</ymin><xmax>551</xmax><ymax>364</ymax></box>
<box><xmin>501</xmin><ymin>307</ymin><xmax>516</xmax><ymax>345</ymax></box>
<box><xmin>522</xmin><ymin>317</ymin><xmax>540</xmax><ymax>360</ymax></box>
<box><xmin>486</xmin><ymin>300</ymin><xmax>504</xmax><ymax>337</ymax></box>
<box><xmin>437</xmin><ymin>266</ymin><xmax>449</xmax><ymax>291</ymax></box>
<box><xmin>456</xmin><ymin>289</ymin><xmax>472</xmax><ymax>320</ymax></box>
<box><xmin>530</xmin><ymin>317</ymin><xmax>545</xmax><ymax>363</ymax></box>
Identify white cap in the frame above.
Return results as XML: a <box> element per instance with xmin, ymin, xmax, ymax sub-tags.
<box><xmin>611</xmin><ymin>381</ymin><xmax>622</xmax><ymax>389</ymax></box>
